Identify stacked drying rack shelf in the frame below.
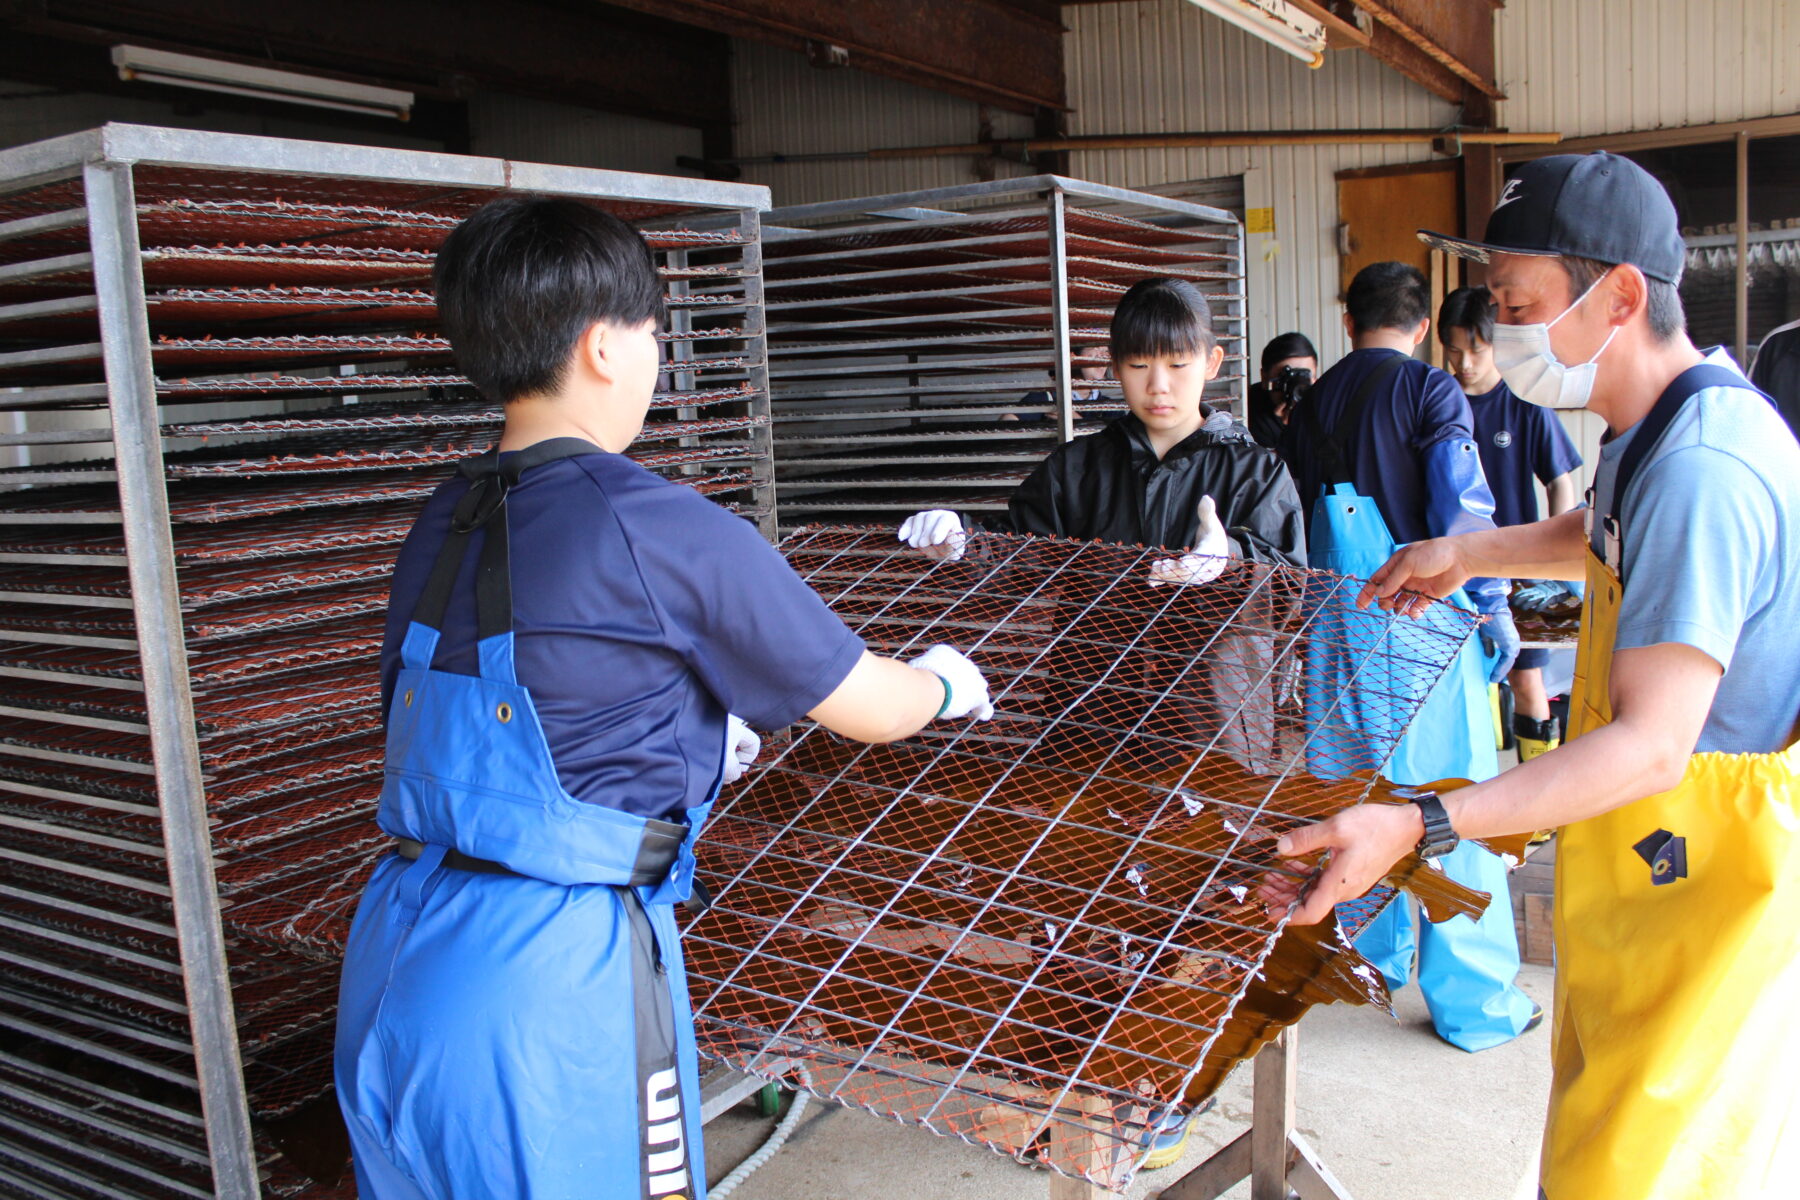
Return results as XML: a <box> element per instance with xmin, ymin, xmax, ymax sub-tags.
<box><xmin>760</xmin><ymin>178</ymin><xmax>1245</xmax><ymax>531</ymax></box>
<box><xmin>0</xmin><ymin>123</ymin><xmax>773</xmax><ymax>1200</ymax></box>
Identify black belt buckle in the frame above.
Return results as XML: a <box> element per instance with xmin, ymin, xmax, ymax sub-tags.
<box><xmin>629</xmin><ymin>817</ymin><xmax>687</xmax><ymax>888</ymax></box>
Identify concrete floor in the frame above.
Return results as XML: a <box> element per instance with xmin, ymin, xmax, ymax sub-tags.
<box><xmin>703</xmin><ymin>962</ymin><xmax>1553</xmax><ymax>1200</ymax></box>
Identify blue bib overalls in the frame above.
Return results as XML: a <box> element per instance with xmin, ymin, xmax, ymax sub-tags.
<box><xmin>335</xmin><ymin>439</ymin><xmax>711</xmax><ymax>1199</ymax></box>
<box><xmin>1299</xmin><ymin>369</ymin><xmax>1536</xmax><ymax>1052</ymax></box>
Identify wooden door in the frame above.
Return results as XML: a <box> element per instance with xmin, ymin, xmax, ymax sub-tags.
<box><xmin>1336</xmin><ymin>160</ymin><xmax>1462</xmax><ymax>366</ymax></box>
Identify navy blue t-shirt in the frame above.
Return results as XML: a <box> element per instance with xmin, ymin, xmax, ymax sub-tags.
<box><xmin>380</xmin><ymin>448</ymin><xmax>865</xmax><ymax>822</ymax></box>
<box><xmin>1465</xmin><ymin>380</ymin><xmax>1583</xmax><ymax>528</ymax></box>
<box><xmin>1279</xmin><ymin>348</ymin><xmax>1474</xmax><ymax>544</ymax></box>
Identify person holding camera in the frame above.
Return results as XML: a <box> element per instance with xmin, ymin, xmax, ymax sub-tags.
<box><xmin>1248</xmin><ymin>331</ymin><xmax>1319</xmax><ymax>448</ymax></box>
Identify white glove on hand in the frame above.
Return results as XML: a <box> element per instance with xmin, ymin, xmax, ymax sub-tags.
<box><xmin>1148</xmin><ymin>495</ymin><xmax>1231</xmax><ymax>586</ymax></box>
<box><xmin>898</xmin><ymin>509</ymin><xmax>966</xmax><ymax>562</ymax></box>
<box><xmin>908</xmin><ymin>644</ymin><xmax>995</xmax><ymax>721</ymax></box>
<box><xmin>721</xmin><ymin>713</ymin><xmax>762</xmax><ymax>785</ymax></box>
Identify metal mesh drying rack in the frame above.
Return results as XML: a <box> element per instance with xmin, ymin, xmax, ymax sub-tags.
<box><xmin>0</xmin><ymin>123</ymin><xmax>774</xmax><ymax>1200</ymax></box>
<box><xmin>759</xmin><ymin>177</ymin><xmax>1246</xmax><ymax>530</ymax></box>
<box><xmin>686</xmin><ymin>525</ymin><xmax>1512</xmax><ymax>1197</ymax></box>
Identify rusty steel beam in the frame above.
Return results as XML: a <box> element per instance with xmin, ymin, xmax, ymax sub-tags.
<box><xmin>1287</xmin><ymin>0</ymin><xmax>1373</xmax><ymax>49</ymax></box>
<box><xmin>597</xmin><ymin>0</ymin><xmax>1067</xmax><ymax>115</ymax></box>
<box><xmin>1354</xmin><ymin>0</ymin><xmax>1503</xmax><ymax>99</ymax></box>
<box><xmin>704</xmin><ymin>126</ymin><xmax>1559</xmax><ymax>169</ymax></box>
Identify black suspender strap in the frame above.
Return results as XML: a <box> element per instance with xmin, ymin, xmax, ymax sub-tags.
<box><xmin>408</xmin><ymin>437</ymin><xmax>602</xmax><ymax>636</ymax></box>
<box><xmin>1605</xmin><ymin>364</ymin><xmax>1765</xmax><ymax>584</ymax></box>
<box><xmin>1300</xmin><ymin>350</ymin><xmax>1408</xmax><ymax>486</ymax></box>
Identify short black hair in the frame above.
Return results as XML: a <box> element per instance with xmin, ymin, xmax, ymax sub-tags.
<box><xmin>1437</xmin><ymin>286</ymin><xmax>1497</xmax><ymax>346</ymax></box>
<box><xmin>1345</xmin><ymin>261</ymin><xmax>1430</xmax><ymax>335</ymax></box>
<box><xmin>434</xmin><ymin>195</ymin><xmax>664</xmax><ymax>402</ymax></box>
<box><xmin>1109</xmin><ymin>277</ymin><xmax>1217</xmax><ymax>363</ymax></box>
<box><xmin>1560</xmin><ymin>255</ymin><xmax>1686</xmax><ymax>343</ymax></box>
<box><xmin>1259</xmin><ymin>331</ymin><xmax>1318</xmax><ymax>375</ymax></box>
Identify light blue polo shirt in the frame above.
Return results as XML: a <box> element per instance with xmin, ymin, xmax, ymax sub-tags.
<box><xmin>1589</xmin><ymin>350</ymin><xmax>1800</xmax><ymax>753</ymax></box>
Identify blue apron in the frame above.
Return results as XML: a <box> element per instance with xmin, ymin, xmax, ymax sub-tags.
<box><xmin>1303</xmin><ymin>467</ymin><xmax>1535</xmax><ymax>1052</ymax></box>
<box><xmin>335</xmin><ymin>439</ymin><xmax>711</xmax><ymax>1199</ymax></box>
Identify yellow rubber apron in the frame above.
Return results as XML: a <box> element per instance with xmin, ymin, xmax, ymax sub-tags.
<box><xmin>1542</xmin><ymin>368</ymin><xmax>1800</xmax><ymax>1200</ymax></box>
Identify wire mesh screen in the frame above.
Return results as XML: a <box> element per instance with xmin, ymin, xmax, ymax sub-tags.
<box><xmin>686</xmin><ymin>526</ymin><xmax>1482</xmax><ymax>1190</ymax></box>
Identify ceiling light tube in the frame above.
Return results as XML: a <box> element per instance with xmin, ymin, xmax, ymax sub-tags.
<box><xmin>112</xmin><ymin>44</ymin><xmax>413</xmax><ymax>120</ymax></box>
<box><xmin>1184</xmin><ymin>0</ymin><xmax>1329</xmax><ymax>67</ymax></box>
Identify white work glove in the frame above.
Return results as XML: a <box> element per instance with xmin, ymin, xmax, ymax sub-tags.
<box><xmin>898</xmin><ymin>509</ymin><xmax>965</xmax><ymax>562</ymax></box>
<box><xmin>721</xmin><ymin>714</ymin><xmax>762</xmax><ymax>785</ymax></box>
<box><xmin>909</xmin><ymin>644</ymin><xmax>995</xmax><ymax>721</ymax></box>
<box><xmin>1147</xmin><ymin>495</ymin><xmax>1232</xmax><ymax>586</ymax></box>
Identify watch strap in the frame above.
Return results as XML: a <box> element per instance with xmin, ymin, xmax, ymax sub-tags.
<box><xmin>1413</xmin><ymin>791</ymin><xmax>1459</xmax><ymax>859</ymax></box>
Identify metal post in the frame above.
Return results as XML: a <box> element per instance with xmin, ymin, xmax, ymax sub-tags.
<box><xmin>83</xmin><ymin>158</ymin><xmax>260</xmax><ymax>1200</ymax></box>
<box><xmin>1232</xmin><ymin>219</ymin><xmax>1249</xmax><ymax>419</ymax></box>
<box><xmin>741</xmin><ymin>206</ymin><xmax>779</xmax><ymax>539</ymax></box>
<box><xmin>1735</xmin><ymin>132</ymin><xmax>1750</xmax><ymax>368</ymax></box>
<box><xmin>1048</xmin><ymin>188</ymin><xmax>1076</xmax><ymax>443</ymax></box>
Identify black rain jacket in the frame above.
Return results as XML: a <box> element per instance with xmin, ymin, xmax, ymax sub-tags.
<box><xmin>988</xmin><ymin>409</ymin><xmax>1308</xmax><ymax>567</ymax></box>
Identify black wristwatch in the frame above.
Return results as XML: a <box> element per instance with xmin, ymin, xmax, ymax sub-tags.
<box><xmin>1411</xmin><ymin>791</ymin><xmax>1459</xmax><ymax>860</ymax></box>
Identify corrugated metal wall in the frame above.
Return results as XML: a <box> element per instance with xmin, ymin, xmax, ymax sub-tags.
<box><xmin>730</xmin><ymin>39</ymin><xmax>1036</xmax><ymax>208</ymax></box>
<box><xmin>1497</xmin><ymin>0</ymin><xmax>1798</xmax><ymax>138</ymax></box>
<box><xmin>730</xmin><ymin>0</ymin><xmax>1798</xmax><ymax>374</ymax></box>
<box><xmin>1061</xmin><ymin>0</ymin><xmax>1454</xmax><ymax>365</ymax></box>
<box><xmin>1495</xmin><ymin>0</ymin><xmax>1800</xmax><ymax>479</ymax></box>
<box><xmin>465</xmin><ymin>91</ymin><xmax>704</xmax><ymax>175</ymax></box>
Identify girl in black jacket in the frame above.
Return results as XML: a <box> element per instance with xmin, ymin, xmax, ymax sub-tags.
<box><xmin>900</xmin><ymin>277</ymin><xmax>1307</xmax><ymax>570</ymax></box>
<box><xmin>897</xmin><ymin>277</ymin><xmax>1306</xmax><ymax>1168</ymax></box>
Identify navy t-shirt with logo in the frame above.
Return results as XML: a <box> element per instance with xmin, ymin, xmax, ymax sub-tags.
<box><xmin>1465</xmin><ymin>380</ymin><xmax>1583</xmax><ymax>528</ymax></box>
<box><xmin>1280</xmin><ymin>348</ymin><xmax>1473</xmax><ymax>545</ymax></box>
<box><xmin>380</xmin><ymin>448</ymin><xmax>866</xmax><ymax>822</ymax></box>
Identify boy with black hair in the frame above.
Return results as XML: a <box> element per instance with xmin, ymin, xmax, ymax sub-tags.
<box><xmin>1439</xmin><ymin>285</ymin><xmax>1584</xmax><ymax>759</ymax></box>
<box><xmin>901</xmin><ymin>277</ymin><xmax>1304</xmax><ymax>568</ymax></box>
<box><xmin>1279</xmin><ymin>260</ymin><xmax>1540</xmax><ymax>1053</ymax></box>
<box><xmin>1007</xmin><ymin>342</ymin><xmax>1112</xmax><ymax>423</ymax></box>
<box><xmin>335</xmin><ymin>195</ymin><xmax>995</xmax><ymax>1200</ymax></box>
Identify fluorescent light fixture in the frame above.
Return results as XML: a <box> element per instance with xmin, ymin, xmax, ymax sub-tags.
<box><xmin>1184</xmin><ymin>0</ymin><xmax>1328</xmax><ymax>67</ymax></box>
<box><xmin>112</xmin><ymin>44</ymin><xmax>413</xmax><ymax>120</ymax></box>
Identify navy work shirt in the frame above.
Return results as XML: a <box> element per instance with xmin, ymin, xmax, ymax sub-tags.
<box><xmin>1280</xmin><ymin>348</ymin><xmax>1474</xmax><ymax>544</ymax></box>
<box><xmin>380</xmin><ymin>448</ymin><xmax>865</xmax><ymax>822</ymax></box>
<box><xmin>1465</xmin><ymin>380</ymin><xmax>1583</xmax><ymax>528</ymax></box>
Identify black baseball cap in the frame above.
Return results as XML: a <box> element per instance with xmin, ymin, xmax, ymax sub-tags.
<box><xmin>1418</xmin><ymin>151</ymin><xmax>1685</xmax><ymax>284</ymax></box>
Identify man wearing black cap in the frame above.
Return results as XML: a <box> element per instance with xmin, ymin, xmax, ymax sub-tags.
<box><xmin>1262</xmin><ymin>152</ymin><xmax>1800</xmax><ymax>1199</ymax></box>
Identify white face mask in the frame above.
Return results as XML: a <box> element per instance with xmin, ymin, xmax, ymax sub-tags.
<box><xmin>1490</xmin><ymin>270</ymin><xmax>1621</xmax><ymax>410</ymax></box>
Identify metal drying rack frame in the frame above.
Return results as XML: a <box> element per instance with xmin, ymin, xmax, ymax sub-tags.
<box><xmin>0</xmin><ymin>123</ymin><xmax>773</xmax><ymax>1200</ymax></box>
<box><xmin>760</xmin><ymin>175</ymin><xmax>1247</xmax><ymax>530</ymax></box>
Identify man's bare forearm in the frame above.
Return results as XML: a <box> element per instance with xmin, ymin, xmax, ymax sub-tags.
<box><xmin>1443</xmin><ymin>718</ymin><xmax>1684</xmax><ymax>839</ymax></box>
<box><xmin>1454</xmin><ymin>509</ymin><xmax>1587</xmax><ymax>581</ymax></box>
<box><xmin>1445</xmin><ymin>641</ymin><xmax>1718</xmax><ymax>839</ymax></box>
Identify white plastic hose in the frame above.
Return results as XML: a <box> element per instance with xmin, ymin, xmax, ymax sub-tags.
<box><xmin>707</xmin><ymin>1082</ymin><xmax>811</xmax><ymax>1199</ymax></box>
